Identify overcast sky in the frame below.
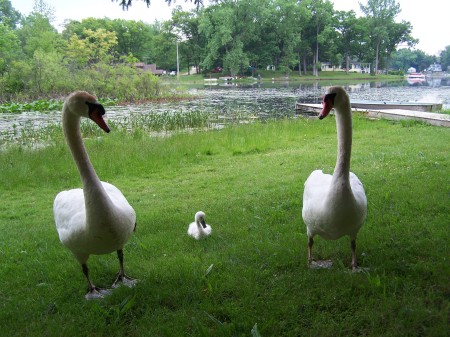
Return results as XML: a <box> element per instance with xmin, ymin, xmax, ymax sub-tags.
<box><xmin>10</xmin><ymin>0</ymin><xmax>449</xmax><ymax>56</ymax></box>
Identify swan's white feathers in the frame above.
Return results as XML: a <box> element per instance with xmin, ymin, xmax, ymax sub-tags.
<box><xmin>54</xmin><ymin>182</ymin><xmax>135</xmax><ymax>262</ymax></box>
<box><xmin>302</xmin><ymin>86</ymin><xmax>367</xmax><ymax>249</ymax></box>
<box><xmin>303</xmin><ymin>171</ymin><xmax>366</xmax><ymax>240</ymax></box>
<box><xmin>53</xmin><ymin>91</ymin><xmax>136</xmax><ymax>291</ymax></box>
<box><xmin>187</xmin><ymin>211</ymin><xmax>212</xmax><ymax>240</ymax></box>
<box><xmin>188</xmin><ymin>222</ymin><xmax>212</xmax><ymax>240</ymax></box>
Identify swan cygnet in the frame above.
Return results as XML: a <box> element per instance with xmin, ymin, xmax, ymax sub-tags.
<box><xmin>302</xmin><ymin>86</ymin><xmax>367</xmax><ymax>270</ymax></box>
<box><xmin>188</xmin><ymin>211</ymin><xmax>212</xmax><ymax>240</ymax></box>
<box><xmin>53</xmin><ymin>91</ymin><xmax>137</xmax><ymax>299</ymax></box>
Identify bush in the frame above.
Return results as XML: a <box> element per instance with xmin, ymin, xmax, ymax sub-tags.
<box><xmin>0</xmin><ymin>61</ymin><xmax>168</xmax><ymax>102</ymax></box>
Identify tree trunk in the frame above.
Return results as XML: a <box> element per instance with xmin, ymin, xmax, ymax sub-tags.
<box><xmin>375</xmin><ymin>36</ymin><xmax>380</xmax><ymax>74</ymax></box>
<box><xmin>345</xmin><ymin>54</ymin><xmax>349</xmax><ymax>75</ymax></box>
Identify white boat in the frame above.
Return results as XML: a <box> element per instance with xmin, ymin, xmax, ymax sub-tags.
<box><xmin>406</xmin><ymin>72</ymin><xmax>426</xmax><ymax>79</ymax></box>
<box><xmin>406</xmin><ymin>72</ymin><xmax>426</xmax><ymax>84</ymax></box>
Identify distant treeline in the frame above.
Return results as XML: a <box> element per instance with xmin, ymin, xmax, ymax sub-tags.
<box><xmin>0</xmin><ymin>0</ymin><xmax>449</xmax><ymax>100</ymax></box>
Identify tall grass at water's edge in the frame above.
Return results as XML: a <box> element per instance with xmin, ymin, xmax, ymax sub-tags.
<box><xmin>0</xmin><ymin>117</ymin><xmax>448</xmax><ymax>337</ymax></box>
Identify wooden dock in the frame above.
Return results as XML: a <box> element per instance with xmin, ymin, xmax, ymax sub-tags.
<box><xmin>350</xmin><ymin>101</ymin><xmax>442</xmax><ymax>112</ymax></box>
<box><xmin>294</xmin><ymin>103</ymin><xmax>450</xmax><ymax>127</ymax></box>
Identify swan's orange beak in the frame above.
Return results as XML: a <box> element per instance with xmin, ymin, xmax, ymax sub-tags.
<box><xmin>319</xmin><ymin>93</ymin><xmax>336</xmax><ymax>120</ymax></box>
<box><xmin>87</xmin><ymin>102</ymin><xmax>110</xmax><ymax>133</ymax></box>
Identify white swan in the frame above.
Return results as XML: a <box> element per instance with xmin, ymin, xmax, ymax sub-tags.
<box><xmin>188</xmin><ymin>211</ymin><xmax>212</xmax><ymax>240</ymax></box>
<box><xmin>302</xmin><ymin>86</ymin><xmax>367</xmax><ymax>270</ymax></box>
<box><xmin>53</xmin><ymin>91</ymin><xmax>137</xmax><ymax>299</ymax></box>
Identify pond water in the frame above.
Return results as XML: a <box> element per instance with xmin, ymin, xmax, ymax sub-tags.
<box><xmin>1</xmin><ymin>77</ymin><xmax>449</xmax><ymax>142</ymax></box>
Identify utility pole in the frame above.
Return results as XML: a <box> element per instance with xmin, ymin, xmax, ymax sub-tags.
<box><xmin>176</xmin><ymin>40</ymin><xmax>180</xmax><ymax>82</ymax></box>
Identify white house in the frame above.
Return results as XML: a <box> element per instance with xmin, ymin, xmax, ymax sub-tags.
<box><xmin>321</xmin><ymin>61</ymin><xmax>371</xmax><ymax>73</ymax></box>
<box><xmin>320</xmin><ymin>62</ymin><xmax>343</xmax><ymax>71</ymax></box>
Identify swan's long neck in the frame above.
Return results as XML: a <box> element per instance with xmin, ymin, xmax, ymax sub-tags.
<box><xmin>332</xmin><ymin>102</ymin><xmax>352</xmax><ymax>183</ymax></box>
<box><xmin>63</xmin><ymin>109</ymin><xmax>111</xmax><ymax>219</ymax></box>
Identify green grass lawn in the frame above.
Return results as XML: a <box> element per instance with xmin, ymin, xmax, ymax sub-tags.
<box><xmin>0</xmin><ymin>115</ymin><xmax>448</xmax><ymax>336</ymax></box>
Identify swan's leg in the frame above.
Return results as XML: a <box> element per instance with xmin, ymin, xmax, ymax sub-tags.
<box><xmin>82</xmin><ymin>263</ymin><xmax>111</xmax><ymax>299</ymax></box>
<box><xmin>351</xmin><ymin>239</ymin><xmax>357</xmax><ymax>270</ymax></box>
<box><xmin>308</xmin><ymin>236</ymin><xmax>333</xmax><ymax>269</ymax></box>
<box><xmin>307</xmin><ymin>237</ymin><xmax>314</xmax><ymax>264</ymax></box>
<box><xmin>112</xmin><ymin>249</ymin><xmax>137</xmax><ymax>288</ymax></box>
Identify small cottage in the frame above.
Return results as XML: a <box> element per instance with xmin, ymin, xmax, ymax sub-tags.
<box><xmin>134</xmin><ymin>63</ymin><xmax>165</xmax><ymax>76</ymax></box>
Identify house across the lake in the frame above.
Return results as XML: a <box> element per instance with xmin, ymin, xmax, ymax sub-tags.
<box><xmin>321</xmin><ymin>61</ymin><xmax>371</xmax><ymax>74</ymax></box>
<box><xmin>134</xmin><ymin>62</ymin><xmax>165</xmax><ymax>76</ymax></box>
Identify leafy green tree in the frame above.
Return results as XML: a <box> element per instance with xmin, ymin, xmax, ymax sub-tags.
<box><xmin>66</xmin><ymin>34</ymin><xmax>91</xmax><ymax>68</ymax></box>
<box><xmin>439</xmin><ymin>45</ymin><xmax>450</xmax><ymax>72</ymax></box>
<box><xmin>17</xmin><ymin>13</ymin><xmax>61</xmax><ymax>58</ymax></box>
<box><xmin>0</xmin><ymin>23</ymin><xmax>22</xmax><ymax>75</ymax></box>
<box><xmin>198</xmin><ymin>2</ymin><xmax>235</xmax><ymax>72</ymax></box>
<box><xmin>115</xmin><ymin>0</ymin><xmax>203</xmax><ymax>10</ymax></box>
<box><xmin>2</xmin><ymin>60</ymin><xmax>32</xmax><ymax>95</ymax></box>
<box><xmin>302</xmin><ymin>0</ymin><xmax>334</xmax><ymax>76</ymax></box>
<box><xmin>63</xmin><ymin>18</ymin><xmax>157</xmax><ymax>62</ymax></box>
<box><xmin>382</xmin><ymin>20</ymin><xmax>416</xmax><ymax>70</ymax></box>
<box><xmin>360</xmin><ymin>0</ymin><xmax>397</xmax><ymax>73</ymax></box>
<box><xmin>271</xmin><ymin>0</ymin><xmax>309</xmax><ymax>75</ymax></box>
<box><xmin>390</xmin><ymin>48</ymin><xmax>417</xmax><ymax>71</ymax></box>
<box><xmin>359</xmin><ymin>0</ymin><xmax>413</xmax><ymax>73</ymax></box>
<box><xmin>32</xmin><ymin>0</ymin><xmax>55</xmax><ymax>23</ymax></box>
<box><xmin>0</xmin><ymin>0</ymin><xmax>22</xmax><ymax>29</ymax></box>
<box><xmin>170</xmin><ymin>6</ymin><xmax>206</xmax><ymax>74</ymax></box>
<box><xmin>334</xmin><ymin>10</ymin><xmax>368</xmax><ymax>74</ymax></box>
<box><xmin>31</xmin><ymin>50</ymin><xmax>68</xmax><ymax>94</ymax></box>
<box><xmin>199</xmin><ymin>0</ymin><xmax>268</xmax><ymax>75</ymax></box>
<box><xmin>148</xmin><ymin>21</ymin><xmax>178</xmax><ymax>70</ymax></box>
<box><xmin>390</xmin><ymin>48</ymin><xmax>436</xmax><ymax>72</ymax></box>
<box><xmin>66</xmin><ymin>28</ymin><xmax>118</xmax><ymax>67</ymax></box>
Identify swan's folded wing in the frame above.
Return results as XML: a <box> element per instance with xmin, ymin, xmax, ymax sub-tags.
<box><xmin>349</xmin><ymin>172</ymin><xmax>368</xmax><ymax>210</ymax></box>
<box><xmin>101</xmin><ymin>181</ymin><xmax>136</xmax><ymax>224</ymax></box>
<box><xmin>53</xmin><ymin>188</ymin><xmax>86</xmax><ymax>243</ymax></box>
<box><xmin>303</xmin><ymin>170</ymin><xmax>332</xmax><ymax>199</ymax></box>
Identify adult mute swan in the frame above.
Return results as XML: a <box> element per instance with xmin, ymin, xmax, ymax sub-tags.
<box><xmin>53</xmin><ymin>91</ymin><xmax>137</xmax><ymax>299</ymax></box>
<box><xmin>188</xmin><ymin>211</ymin><xmax>212</xmax><ymax>240</ymax></box>
<box><xmin>302</xmin><ymin>86</ymin><xmax>367</xmax><ymax>270</ymax></box>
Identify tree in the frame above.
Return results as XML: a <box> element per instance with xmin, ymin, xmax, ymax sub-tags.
<box><xmin>66</xmin><ymin>28</ymin><xmax>118</xmax><ymax>67</ymax></box>
<box><xmin>334</xmin><ymin>10</ymin><xmax>368</xmax><ymax>74</ymax></box>
<box><xmin>390</xmin><ymin>48</ymin><xmax>417</xmax><ymax>71</ymax></box>
<box><xmin>359</xmin><ymin>0</ymin><xmax>406</xmax><ymax>73</ymax></box>
<box><xmin>382</xmin><ymin>20</ymin><xmax>416</xmax><ymax>70</ymax></box>
<box><xmin>170</xmin><ymin>6</ymin><xmax>206</xmax><ymax>74</ymax></box>
<box><xmin>385</xmin><ymin>48</ymin><xmax>435</xmax><ymax>72</ymax></box>
<box><xmin>271</xmin><ymin>0</ymin><xmax>309</xmax><ymax>75</ymax></box>
<box><xmin>115</xmin><ymin>0</ymin><xmax>204</xmax><ymax>10</ymax></box>
<box><xmin>0</xmin><ymin>23</ymin><xmax>22</xmax><ymax>75</ymax></box>
<box><xmin>198</xmin><ymin>2</ymin><xmax>240</xmax><ymax>74</ymax></box>
<box><xmin>439</xmin><ymin>46</ymin><xmax>450</xmax><ymax>72</ymax></box>
<box><xmin>0</xmin><ymin>0</ymin><xmax>22</xmax><ymax>29</ymax></box>
<box><xmin>32</xmin><ymin>0</ymin><xmax>55</xmax><ymax>23</ymax></box>
<box><xmin>63</xmin><ymin>18</ymin><xmax>157</xmax><ymax>62</ymax></box>
<box><xmin>303</xmin><ymin>0</ymin><xmax>334</xmax><ymax>76</ymax></box>
<box><xmin>17</xmin><ymin>14</ymin><xmax>61</xmax><ymax>57</ymax></box>
<box><xmin>31</xmin><ymin>50</ymin><xmax>67</xmax><ymax>94</ymax></box>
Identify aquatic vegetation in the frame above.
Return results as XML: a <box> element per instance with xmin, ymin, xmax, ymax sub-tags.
<box><xmin>111</xmin><ymin>109</ymin><xmax>214</xmax><ymax>133</ymax></box>
<box><xmin>0</xmin><ymin>97</ymin><xmax>119</xmax><ymax>114</ymax></box>
<box><xmin>0</xmin><ymin>99</ymin><xmax>62</xmax><ymax>114</ymax></box>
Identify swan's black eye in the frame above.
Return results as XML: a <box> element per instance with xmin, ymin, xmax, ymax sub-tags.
<box><xmin>85</xmin><ymin>101</ymin><xmax>106</xmax><ymax>116</ymax></box>
<box><xmin>324</xmin><ymin>93</ymin><xmax>337</xmax><ymax>106</ymax></box>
